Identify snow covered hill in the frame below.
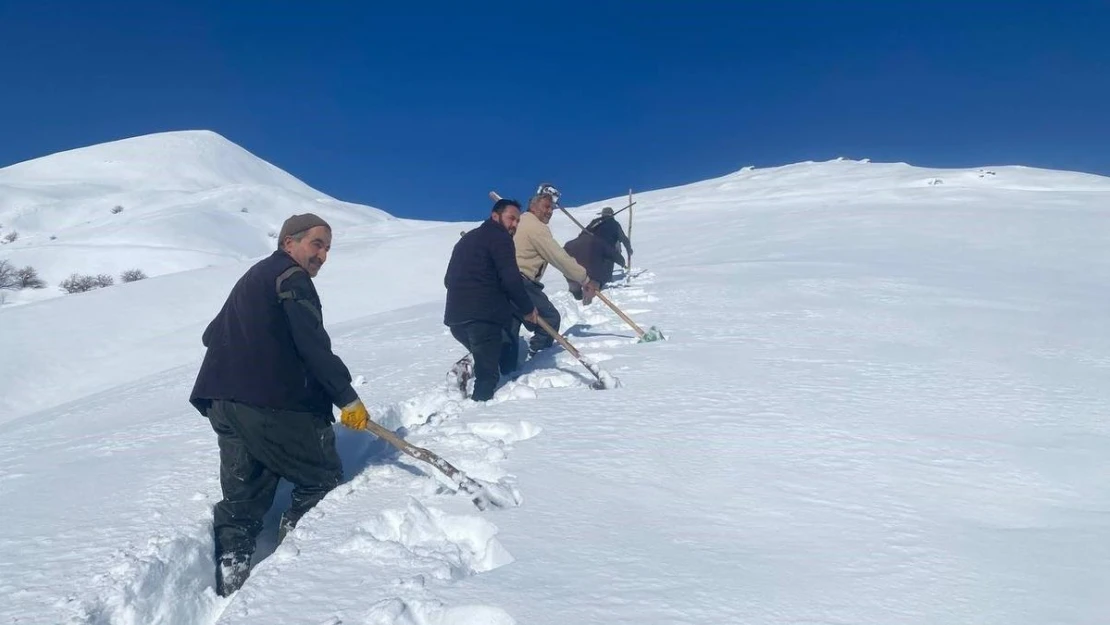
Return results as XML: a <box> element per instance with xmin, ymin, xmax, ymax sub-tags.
<box><xmin>0</xmin><ymin>130</ymin><xmax>396</xmax><ymax>306</ymax></box>
<box><xmin>1</xmin><ymin>156</ymin><xmax>1109</xmax><ymax>625</ymax></box>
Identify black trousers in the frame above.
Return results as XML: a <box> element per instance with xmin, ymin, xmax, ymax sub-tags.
<box><xmin>206</xmin><ymin>399</ymin><xmax>343</xmax><ymax>562</ymax></box>
<box><xmin>508</xmin><ymin>279</ymin><xmax>562</xmax><ymax>359</ymax></box>
<box><xmin>449</xmin><ymin>321</ymin><xmax>515</xmax><ymax>401</ymax></box>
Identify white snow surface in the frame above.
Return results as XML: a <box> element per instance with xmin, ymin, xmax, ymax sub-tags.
<box><xmin>1</xmin><ymin>153</ymin><xmax>1109</xmax><ymax>625</ymax></box>
<box><xmin>0</xmin><ymin>130</ymin><xmax>396</xmax><ymax>306</ymax></box>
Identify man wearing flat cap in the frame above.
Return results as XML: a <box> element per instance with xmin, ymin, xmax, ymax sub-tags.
<box><xmin>189</xmin><ymin>213</ymin><xmax>371</xmax><ymax>597</ymax></box>
<box><xmin>585</xmin><ymin>206</ymin><xmax>633</xmax><ymax>282</ymax></box>
<box><xmin>562</xmin><ymin>206</ymin><xmax>634</xmax><ymax>298</ymax></box>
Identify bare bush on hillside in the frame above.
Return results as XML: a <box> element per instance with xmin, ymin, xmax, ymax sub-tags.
<box><xmin>60</xmin><ymin>273</ymin><xmax>115</xmax><ymax>294</ymax></box>
<box><xmin>120</xmin><ymin>269</ymin><xmax>148</xmax><ymax>283</ymax></box>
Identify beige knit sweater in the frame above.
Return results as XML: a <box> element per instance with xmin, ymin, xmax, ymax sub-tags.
<box><xmin>513</xmin><ymin>211</ymin><xmax>589</xmax><ymax>284</ymax></box>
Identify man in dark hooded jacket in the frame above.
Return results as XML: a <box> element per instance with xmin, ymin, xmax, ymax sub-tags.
<box><xmin>444</xmin><ymin>198</ymin><xmax>539</xmax><ymax>400</ymax></box>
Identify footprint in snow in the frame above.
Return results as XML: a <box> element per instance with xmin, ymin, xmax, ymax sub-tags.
<box><xmin>335</xmin><ymin>498</ymin><xmax>514</xmax><ymax>580</ymax></box>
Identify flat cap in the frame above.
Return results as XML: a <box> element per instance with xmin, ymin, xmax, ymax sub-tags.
<box><xmin>278</xmin><ymin>213</ymin><xmax>331</xmax><ymax>243</ymax></box>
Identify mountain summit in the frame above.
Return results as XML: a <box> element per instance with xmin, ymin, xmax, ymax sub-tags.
<box><xmin>0</xmin><ymin>130</ymin><xmax>392</xmax><ymax>303</ymax></box>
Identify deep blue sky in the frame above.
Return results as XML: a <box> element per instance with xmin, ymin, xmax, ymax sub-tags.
<box><xmin>1</xmin><ymin>1</ymin><xmax>1107</xmax><ymax>220</ymax></box>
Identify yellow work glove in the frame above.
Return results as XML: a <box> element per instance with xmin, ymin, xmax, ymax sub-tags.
<box><xmin>340</xmin><ymin>399</ymin><xmax>369</xmax><ymax>430</ymax></box>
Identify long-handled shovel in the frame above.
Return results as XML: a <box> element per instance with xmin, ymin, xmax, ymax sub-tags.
<box><xmin>533</xmin><ymin>316</ymin><xmax>619</xmax><ymax>390</ymax></box>
<box><xmin>610</xmin><ymin>199</ymin><xmax>636</xmax><ymax>219</ymax></box>
<box><xmin>593</xmin><ymin>290</ymin><xmax>666</xmax><ymax>343</ymax></box>
<box><xmin>361</xmin><ymin>418</ymin><xmax>521</xmax><ymax>511</ymax></box>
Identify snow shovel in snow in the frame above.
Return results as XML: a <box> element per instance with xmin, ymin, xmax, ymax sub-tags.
<box><xmin>593</xmin><ymin>291</ymin><xmax>665</xmax><ymax>343</ymax></box>
<box><xmin>533</xmin><ymin>316</ymin><xmax>619</xmax><ymax>390</ymax></box>
<box><xmin>360</xmin><ymin>418</ymin><xmax>521</xmax><ymax>511</ymax></box>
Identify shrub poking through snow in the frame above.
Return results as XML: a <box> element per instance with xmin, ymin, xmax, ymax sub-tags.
<box><xmin>60</xmin><ymin>273</ymin><xmax>115</xmax><ymax>294</ymax></box>
<box><xmin>0</xmin><ymin>260</ymin><xmax>16</xmax><ymax>290</ymax></box>
<box><xmin>16</xmin><ymin>266</ymin><xmax>46</xmax><ymax>289</ymax></box>
<box><xmin>120</xmin><ymin>269</ymin><xmax>148</xmax><ymax>283</ymax></box>
<box><xmin>0</xmin><ymin>262</ymin><xmax>45</xmax><ymax>290</ymax></box>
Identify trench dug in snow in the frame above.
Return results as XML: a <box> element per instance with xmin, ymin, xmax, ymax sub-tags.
<box><xmin>62</xmin><ymin>272</ymin><xmax>649</xmax><ymax>625</ymax></box>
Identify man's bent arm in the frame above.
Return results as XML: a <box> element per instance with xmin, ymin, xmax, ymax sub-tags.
<box><xmin>279</xmin><ymin>271</ymin><xmax>358</xmax><ymax>408</ymax></box>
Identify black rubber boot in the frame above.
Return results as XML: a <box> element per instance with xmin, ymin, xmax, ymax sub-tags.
<box><xmin>215</xmin><ymin>552</ymin><xmax>251</xmax><ymax>597</ymax></box>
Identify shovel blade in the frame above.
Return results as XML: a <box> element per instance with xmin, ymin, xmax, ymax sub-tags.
<box><xmin>638</xmin><ymin>326</ymin><xmax>666</xmax><ymax>343</ymax></box>
<box><xmin>461</xmin><ymin>476</ymin><xmax>523</xmax><ymax>510</ymax></box>
<box><xmin>588</xmin><ymin>366</ymin><xmax>621</xmax><ymax>390</ymax></box>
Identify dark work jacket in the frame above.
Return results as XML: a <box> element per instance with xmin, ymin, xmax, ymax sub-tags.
<box><xmin>586</xmin><ymin>216</ymin><xmax>632</xmax><ymax>256</ymax></box>
<box><xmin>564</xmin><ymin>231</ymin><xmax>625</xmax><ymax>286</ymax></box>
<box><xmin>189</xmin><ymin>250</ymin><xmax>357</xmax><ymax>417</ymax></box>
<box><xmin>443</xmin><ymin>217</ymin><xmax>534</xmax><ymax>327</ymax></box>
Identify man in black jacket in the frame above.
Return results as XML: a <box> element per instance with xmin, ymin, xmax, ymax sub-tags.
<box><xmin>563</xmin><ymin>229</ymin><xmax>626</xmax><ymax>300</ymax></box>
<box><xmin>443</xmin><ymin>198</ymin><xmax>538</xmax><ymax>401</ymax></box>
<box><xmin>189</xmin><ymin>213</ymin><xmax>371</xmax><ymax>597</ymax></box>
<box><xmin>583</xmin><ymin>206</ymin><xmax>633</xmax><ymax>285</ymax></box>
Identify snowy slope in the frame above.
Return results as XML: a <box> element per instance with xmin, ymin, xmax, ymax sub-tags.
<box><xmin>2</xmin><ymin>159</ymin><xmax>1109</xmax><ymax>625</ymax></box>
<box><xmin>0</xmin><ymin>130</ymin><xmax>396</xmax><ymax>306</ymax></box>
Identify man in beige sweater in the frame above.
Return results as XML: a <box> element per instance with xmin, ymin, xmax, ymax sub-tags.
<box><xmin>508</xmin><ymin>192</ymin><xmax>599</xmax><ymax>366</ymax></box>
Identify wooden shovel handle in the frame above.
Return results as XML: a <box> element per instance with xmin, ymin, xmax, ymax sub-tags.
<box><xmin>610</xmin><ymin>200</ymin><xmax>636</xmax><ymax>218</ymax></box>
<box><xmin>533</xmin><ymin>315</ymin><xmax>582</xmax><ymax>359</ymax></box>
<box><xmin>532</xmin><ymin>315</ymin><xmax>611</xmax><ymax>388</ymax></box>
<box><xmin>361</xmin><ymin>418</ymin><xmax>469</xmax><ymax>486</ymax></box>
<box><xmin>593</xmin><ymin>290</ymin><xmax>646</xmax><ymax>338</ymax></box>
<box><xmin>556</xmin><ymin>205</ymin><xmax>589</xmax><ymax>232</ymax></box>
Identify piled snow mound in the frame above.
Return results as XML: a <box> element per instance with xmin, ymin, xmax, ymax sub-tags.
<box><xmin>0</xmin><ymin>130</ymin><xmax>394</xmax><ymax>304</ymax></box>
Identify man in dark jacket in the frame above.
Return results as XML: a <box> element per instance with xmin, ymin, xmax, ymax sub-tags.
<box><xmin>563</xmin><ymin>228</ymin><xmax>626</xmax><ymax>299</ymax></box>
<box><xmin>443</xmin><ymin>198</ymin><xmax>538</xmax><ymax>400</ymax></box>
<box><xmin>189</xmin><ymin>213</ymin><xmax>371</xmax><ymax>597</ymax></box>
<box><xmin>582</xmin><ymin>206</ymin><xmax>633</xmax><ymax>285</ymax></box>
